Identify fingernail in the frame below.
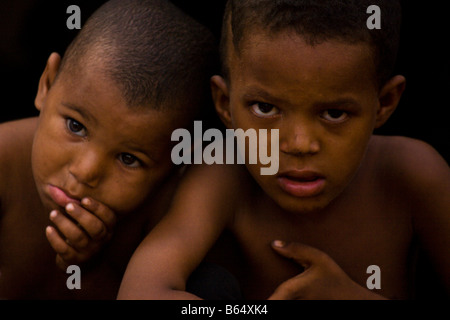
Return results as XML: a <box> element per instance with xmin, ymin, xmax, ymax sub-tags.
<box><xmin>66</xmin><ymin>203</ymin><xmax>74</xmax><ymax>212</ymax></box>
<box><xmin>82</xmin><ymin>198</ymin><xmax>91</xmax><ymax>206</ymax></box>
<box><xmin>272</xmin><ymin>240</ymin><xmax>286</xmax><ymax>248</ymax></box>
<box><xmin>50</xmin><ymin>210</ymin><xmax>58</xmax><ymax>219</ymax></box>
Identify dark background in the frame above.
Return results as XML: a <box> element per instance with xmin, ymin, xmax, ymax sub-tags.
<box><xmin>0</xmin><ymin>0</ymin><xmax>447</xmax><ymax>299</ymax></box>
<box><xmin>0</xmin><ymin>0</ymin><xmax>448</xmax><ymax>163</ymax></box>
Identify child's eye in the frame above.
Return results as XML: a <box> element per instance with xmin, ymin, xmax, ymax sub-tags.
<box><xmin>119</xmin><ymin>153</ymin><xmax>141</xmax><ymax>168</ymax></box>
<box><xmin>66</xmin><ymin>118</ymin><xmax>87</xmax><ymax>136</ymax></box>
<box><xmin>251</xmin><ymin>102</ymin><xmax>279</xmax><ymax>117</ymax></box>
<box><xmin>321</xmin><ymin>109</ymin><xmax>348</xmax><ymax>122</ymax></box>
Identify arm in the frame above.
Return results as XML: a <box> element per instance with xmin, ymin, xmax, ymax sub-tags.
<box><xmin>117</xmin><ymin>164</ymin><xmax>239</xmax><ymax>300</ymax></box>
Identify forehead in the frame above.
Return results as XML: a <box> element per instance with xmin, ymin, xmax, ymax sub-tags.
<box><xmin>229</xmin><ymin>30</ymin><xmax>378</xmax><ymax>97</ymax></box>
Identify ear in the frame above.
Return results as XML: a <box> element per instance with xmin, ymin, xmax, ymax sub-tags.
<box><xmin>210</xmin><ymin>75</ymin><xmax>232</xmax><ymax>129</ymax></box>
<box><xmin>374</xmin><ymin>75</ymin><xmax>406</xmax><ymax>128</ymax></box>
<box><xmin>35</xmin><ymin>52</ymin><xmax>62</xmax><ymax>111</ymax></box>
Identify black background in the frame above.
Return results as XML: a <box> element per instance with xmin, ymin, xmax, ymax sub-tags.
<box><xmin>0</xmin><ymin>0</ymin><xmax>448</xmax><ymax>301</ymax></box>
<box><xmin>0</xmin><ymin>0</ymin><xmax>448</xmax><ymax>163</ymax></box>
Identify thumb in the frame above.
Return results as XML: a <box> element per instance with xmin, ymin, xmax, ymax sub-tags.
<box><xmin>271</xmin><ymin>240</ymin><xmax>327</xmax><ymax>268</ymax></box>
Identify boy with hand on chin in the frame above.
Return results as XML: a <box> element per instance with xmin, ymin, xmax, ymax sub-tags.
<box><xmin>0</xmin><ymin>0</ymin><xmax>216</xmax><ymax>299</ymax></box>
<box><xmin>118</xmin><ymin>0</ymin><xmax>449</xmax><ymax>299</ymax></box>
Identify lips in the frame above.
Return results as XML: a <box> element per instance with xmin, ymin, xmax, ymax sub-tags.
<box><xmin>47</xmin><ymin>185</ymin><xmax>81</xmax><ymax>208</ymax></box>
<box><xmin>277</xmin><ymin>170</ymin><xmax>325</xmax><ymax>198</ymax></box>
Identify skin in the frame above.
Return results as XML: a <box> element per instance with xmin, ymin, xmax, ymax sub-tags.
<box><xmin>0</xmin><ymin>52</ymin><xmax>184</xmax><ymax>299</ymax></box>
<box><xmin>118</xmin><ymin>30</ymin><xmax>450</xmax><ymax>300</ymax></box>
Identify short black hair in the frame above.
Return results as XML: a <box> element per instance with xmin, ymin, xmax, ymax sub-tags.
<box><xmin>59</xmin><ymin>0</ymin><xmax>218</xmax><ymax>113</ymax></box>
<box><xmin>221</xmin><ymin>0</ymin><xmax>401</xmax><ymax>87</ymax></box>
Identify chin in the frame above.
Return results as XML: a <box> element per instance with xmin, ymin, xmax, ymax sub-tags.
<box><xmin>273</xmin><ymin>192</ymin><xmax>333</xmax><ymax>214</ymax></box>
<box><xmin>280</xmin><ymin>201</ymin><xmax>328</xmax><ymax>215</ymax></box>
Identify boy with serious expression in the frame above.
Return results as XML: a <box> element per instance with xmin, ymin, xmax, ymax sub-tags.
<box><xmin>224</xmin><ymin>33</ymin><xmax>386</xmax><ymax>214</ymax></box>
<box><xmin>118</xmin><ymin>0</ymin><xmax>449</xmax><ymax>299</ymax></box>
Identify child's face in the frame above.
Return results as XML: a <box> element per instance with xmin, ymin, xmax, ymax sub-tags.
<box><xmin>219</xmin><ymin>31</ymin><xmax>385</xmax><ymax>213</ymax></box>
<box><xmin>32</xmin><ymin>56</ymin><xmax>178</xmax><ymax>215</ymax></box>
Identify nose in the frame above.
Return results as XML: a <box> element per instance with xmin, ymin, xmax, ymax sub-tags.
<box><xmin>279</xmin><ymin>120</ymin><xmax>320</xmax><ymax>156</ymax></box>
<box><xmin>68</xmin><ymin>148</ymin><xmax>105</xmax><ymax>188</ymax></box>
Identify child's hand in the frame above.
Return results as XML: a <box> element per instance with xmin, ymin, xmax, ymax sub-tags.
<box><xmin>268</xmin><ymin>240</ymin><xmax>386</xmax><ymax>300</ymax></box>
<box><xmin>45</xmin><ymin>197</ymin><xmax>117</xmax><ymax>270</ymax></box>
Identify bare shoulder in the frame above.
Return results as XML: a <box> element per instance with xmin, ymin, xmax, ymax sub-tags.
<box><xmin>370</xmin><ymin>135</ymin><xmax>449</xmax><ymax>185</ymax></box>
<box><xmin>0</xmin><ymin>117</ymin><xmax>38</xmax><ymax>195</ymax></box>
<box><xmin>0</xmin><ymin>117</ymin><xmax>38</xmax><ymax>157</ymax></box>
<box><xmin>369</xmin><ymin>135</ymin><xmax>450</xmax><ymax>216</ymax></box>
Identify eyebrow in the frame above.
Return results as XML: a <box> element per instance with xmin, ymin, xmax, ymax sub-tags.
<box><xmin>242</xmin><ymin>87</ymin><xmax>287</xmax><ymax>105</ymax></box>
<box><xmin>313</xmin><ymin>98</ymin><xmax>362</xmax><ymax>110</ymax></box>
<box><xmin>243</xmin><ymin>86</ymin><xmax>362</xmax><ymax>110</ymax></box>
<box><xmin>61</xmin><ymin>102</ymin><xmax>98</xmax><ymax>126</ymax></box>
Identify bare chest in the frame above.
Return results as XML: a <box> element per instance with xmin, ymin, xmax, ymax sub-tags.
<box><xmin>224</xmin><ymin>194</ymin><xmax>414</xmax><ymax>299</ymax></box>
<box><xmin>0</xmin><ymin>190</ymin><xmax>64</xmax><ymax>298</ymax></box>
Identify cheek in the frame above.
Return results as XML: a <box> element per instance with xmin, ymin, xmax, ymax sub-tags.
<box><xmin>106</xmin><ymin>187</ymin><xmax>147</xmax><ymax>214</ymax></box>
<box><xmin>32</xmin><ymin>125</ymin><xmax>68</xmax><ymax>179</ymax></box>
<box><xmin>324</xmin><ymin>128</ymin><xmax>372</xmax><ymax>187</ymax></box>
<box><xmin>102</xmin><ymin>165</ymin><xmax>173</xmax><ymax>214</ymax></box>
<box><xmin>96</xmin><ymin>177</ymin><xmax>149</xmax><ymax>215</ymax></box>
